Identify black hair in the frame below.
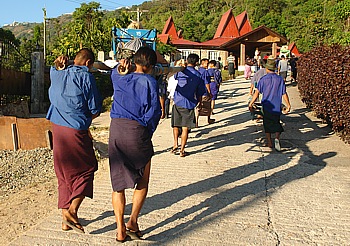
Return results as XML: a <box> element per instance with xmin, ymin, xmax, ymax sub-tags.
<box><xmin>187</xmin><ymin>54</ymin><xmax>199</xmax><ymax>66</ymax></box>
<box><xmin>209</xmin><ymin>60</ymin><xmax>217</xmax><ymax>66</ymax></box>
<box><xmin>75</xmin><ymin>48</ymin><xmax>95</xmax><ymax>64</ymax></box>
<box><xmin>134</xmin><ymin>46</ymin><xmax>157</xmax><ymax>67</ymax></box>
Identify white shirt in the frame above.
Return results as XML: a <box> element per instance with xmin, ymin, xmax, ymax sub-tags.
<box><xmin>167</xmin><ymin>75</ymin><xmax>178</xmax><ymax>99</ymax></box>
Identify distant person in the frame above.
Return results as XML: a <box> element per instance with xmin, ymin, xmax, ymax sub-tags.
<box><xmin>197</xmin><ymin>58</ymin><xmax>215</xmax><ymax>126</ymax></box>
<box><xmin>207</xmin><ymin>60</ymin><xmax>222</xmax><ymax>115</ymax></box>
<box><xmin>166</xmin><ymin>59</ymin><xmax>186</xmax><ymax>117</ymax></box>
<box><xmin>215</xmin><ymin>57</ymin><xmax>223</xmax><ymax>71</ymax></box>
<box><xmin>227</xmin><ymin>52</ymin><xmax>236</xmax><ymax>80</ymax></box>
<box><xmin>171</xmin><ymin>54</ymin><xmax>206</xmax><ymax>157</ymax></box>
<box><xmin>109</xmin><ymin>46</ymin><xmax>162</xmax><ymax>242</ymax></box>
<box><xmin>254</xmin><ymin>48</ymin><xmax>261</xmax><ymax>70</ymax></box>
<box><xmin>289</xmin><ymin>55</ymin><xmax>297</xmax><ymax>83</ymax></box>
<box><xmin>244</xmin><ymin>57</ymin><xmax>252</xmax><ymax>80</ymax></box>
<box><xmin>157</xmin><ymin>74</ymin><xmax>167</xmax><ymax>119</ymax></box>
<box><xmin>249</xmin><ymin>58</ymin><xmax>267</xmax><ymax>97</ymax></box>
<box><xmin>278</xmin><ymin>55</ymin><xmax>288</xmax><ymax>82</ymax></box>
<box><xmin>248</xmin><ymin>57</ymin><xmax>291</xmax><ymax>151</ymax></box>
<box><xmin>46</xmin><ymin>48</ymin><xmax>102</xmax><ymax>233</ymax></box>
<box><xmin>198</xmin><ymin>58</ymin><xmax>209</xmax><ymax>76</ymax></box>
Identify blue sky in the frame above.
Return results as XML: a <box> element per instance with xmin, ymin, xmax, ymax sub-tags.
<box><xmin>0</xmin><ymin>0</ymin><xmax>146</xmax><ymax>27</ymax></box>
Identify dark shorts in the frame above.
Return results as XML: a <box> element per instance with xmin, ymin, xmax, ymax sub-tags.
<box><xmin>263</xmin><ymin>109</ymin><xmax>284</xmax><ymax>133</ymax></box>
<box><xmin>171</xmin><ymin>104</ymin><xmax>196</xmax><ymax>129</ymax></box>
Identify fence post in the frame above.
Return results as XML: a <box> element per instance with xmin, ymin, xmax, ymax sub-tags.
<box><xmin>31</xmin><ymin>51</ymin><xmax>45</xmax><ymax>114</ymax></box>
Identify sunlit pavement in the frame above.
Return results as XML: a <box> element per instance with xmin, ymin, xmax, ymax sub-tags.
<box><xmin>10</xmin><ymin>75</ymin><xmax>350</xmax><ymax>245</ymax></box>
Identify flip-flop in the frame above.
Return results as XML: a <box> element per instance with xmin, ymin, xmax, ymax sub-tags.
<box><xmin>62</xmin><ymin>219</ymin><xmax>85</xmax><ymax>234</ymax></box>
<box><xmin>179</xmin><ymin>151</ymin><xmax>188</xmax><ymax>157</ymax></box>
<box><xmin>116</xmin><ymin>234</ymin><xmax>132</xmax><ymax>243</ymax></box>
<box><xmin>170</xmin><ymin>147</ymin><xmax>178</xmax><ymax>154</ymax></box>
<box><xmin>126</xmin><ymin>229</ymin><xmax>143</xmax><ymax>240</ymax></box>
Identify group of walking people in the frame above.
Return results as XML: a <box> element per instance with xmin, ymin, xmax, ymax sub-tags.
<box><xmin>47</xmin><ymin>47</ymin><xmax>161</xmax><ymax>242</ymax></box>
<box><xmin>46</xmin><ymin>46</ymin><xmax>290</xmax><ymax>243</ymax></box>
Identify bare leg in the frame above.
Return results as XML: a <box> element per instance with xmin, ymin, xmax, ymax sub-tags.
<box><xmin>112</xmin><ymin>190</ymin><xmax>126</xmax><ymax>241</ymax></box>
<box><xmin>126</xmin><ymin>161</ymin><xmax>151</xmax><ymax>235</ymax></box>
<box><xmin>195</xmin><ymin>107</ymin><xmax>199</xmax><ymax>127</ymax></box>
<box><xmin>172</xmin><ymin>127</ymin><xmax>179</xmax><ymax>150</ymax></box>
<box><xmin>211</xmin><ymin>100</ymin><xmax>215</xmax><ymax>115</ymax></box>
<box><xmin>62</xmin><ymin>195</ymin><xmax>85</xmax><ymax>230</ymax></box>
<box><xmin>265</xmin><ymin>133</ymin><xmax>273</xmax><ymax>148</ymax></box>
<box><xmin>159</xmin><ymin>96</ymin><xmax>166</xmax><ymax>119</ymax></box>
<box><xmin>180</xmin><ymin>127</ymin><xmax>189</xmax><ymax>156</ymax></box>
<box><xmin>275</xmin><ymin>132</ymin><xmax>281</xmax><ymax>140</ymax></box>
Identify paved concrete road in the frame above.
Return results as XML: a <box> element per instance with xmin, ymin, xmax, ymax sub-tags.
<box><xmin>10</xmin><ymin>76</ymin><xmax>350</xmax><ymax>245</ymax></box>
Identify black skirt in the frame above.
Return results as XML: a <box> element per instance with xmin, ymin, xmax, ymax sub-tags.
<box><xmin>263</xmin><ymin>109</ymin><xmax>284</xmax><ymax>133</ymax></box>
<box><xmin>108</xmin><ymin>118</ymin><xmax>154</xmax><ymax>191</ymax></box>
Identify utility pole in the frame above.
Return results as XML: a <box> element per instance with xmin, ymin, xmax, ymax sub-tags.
<box><xmin>42</xmin><ymin>8</ymin><xmax>46</xmax><ymax>60</ymax></box>
<box><xmin>130</xmin><ymin>8</ymin><xmax>149</xmax><ymax>23</ymax></box>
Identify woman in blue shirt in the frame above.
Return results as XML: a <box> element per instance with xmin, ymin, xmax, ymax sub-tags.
<box><xmin>108</xmin><ymin>46</ymin><xmax>161</xmax><ymax>242</ymax></box>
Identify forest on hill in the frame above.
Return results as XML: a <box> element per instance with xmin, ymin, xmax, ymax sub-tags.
<box><xmin>1</xmin><ymin>0</ymin><xmax>349</xmax><ymax>71</ymax></box>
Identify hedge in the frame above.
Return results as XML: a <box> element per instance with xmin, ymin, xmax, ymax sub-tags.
<box><xmin>298</xmin><ymin>45</ymin><xmax>350</xmax><ymax>143</ymax></box>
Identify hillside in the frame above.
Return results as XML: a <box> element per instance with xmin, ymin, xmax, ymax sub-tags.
<box><xmin>3</xmin><ymin>13</ymin><xmax>73</xmax><ymax>40</ymax></box>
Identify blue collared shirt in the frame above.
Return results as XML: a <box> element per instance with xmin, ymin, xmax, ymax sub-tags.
<box><xmin>110</xmin><ymin>69</ymin><xmax>161</xmax><ymax>135</ymax></box>
<box><xmin>46</xmin><ymin>65</ymin><xmax>102</xmax><ymax>130</ymax></box>
<box><xmin>207</xmin><ymin>68</ymin><xmax>222</xmax><ymax>95</ymax></box>
<box><xmin>257</xmin><ymin>73</ymin><xmax>286</xmax><ymax>114</ymax></box>
<box><xmin>173</xmin><ymin>66</ymin><xmax>206</xmax><ymax>109</ymax></box>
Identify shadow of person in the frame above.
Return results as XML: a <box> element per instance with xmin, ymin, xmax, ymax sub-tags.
<box><xmin>87</xmin><ymin>78</ymin><xmax>339</xmax><ymax>243</ymax></box>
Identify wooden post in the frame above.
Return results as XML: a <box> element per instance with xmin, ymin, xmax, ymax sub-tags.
<box><xmin>45</xmin><ymin>130</ymin><xmax>53</xmax><ymax>149</ymax></box>
<box><xmin>31</xmin><ymin>51</ymin><xmax>45</xmax><ymax>114</ymax></box>
<box><xmin>11</xmin><ymin>123</ymin><xmax>18</xmax><ymax>151</ymax></box>
<box><xmin>240</xmin><ymin>43</ymin><xmax>246</xmax><ymax>66</ymax></box>
<box><xmin>272</xmin><ymin>43</ymin><xmax>277</xmax><ymax>58</ymax></box>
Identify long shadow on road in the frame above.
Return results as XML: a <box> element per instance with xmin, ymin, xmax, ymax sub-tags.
<box><xmin>88</xmin><ymin>80</ymin><xmax>337</xmax><ymax>244</ymax></box>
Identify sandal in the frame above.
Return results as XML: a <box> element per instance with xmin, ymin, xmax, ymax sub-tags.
<box><xmin>170</xmin><ymin>146</ymin><xmax>178</xmax><ymax>154</ymax></box>
<box><xmin>116</xmin><ymin>234</ymin><xmax>132</xmax><ymax>243</ymax></box>
<box><xmin>126</xmin><ymin>228</ymin><xmax>143</xmax><ymax>239</ymax></box>
<box><xmin>62</xmin><ymin>220</ymin><xmax>84</xmax><ymax>234</ymax></box>
<box><xmin>179</xmin><ymin>151</ymin><xmax>187</xmax><ymax>157</ymax></box>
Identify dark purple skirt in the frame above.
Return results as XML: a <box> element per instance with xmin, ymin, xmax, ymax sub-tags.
<box><xmin>108</xmin><ymin>118</ymin><xmax>153</xmax><ymax>191</ymax></box>
<box><xmin>52</xmin><ymin>123</ymin><xmax>98</xmax><ymax>209</ymax></box>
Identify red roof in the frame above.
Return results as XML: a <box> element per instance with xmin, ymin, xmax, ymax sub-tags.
<box><xmin>288</xmin><ymin>42</ymin><xmax>301</xmax><ymax>57</ymax></box>
<box><xmin>171</xmin><ymin>38</ymin><xmax>200</xmax><ymax>46</ymax></box>
<box><xmin>161</xmin><ymin>16</ymin><xmax>179</xmax><ymax>40</ymax></box>
<box><xmin>157</xmin><ymin>34</ymin><xmax>169</xmax><ymax>44</ymax></box>
<box><xmin>158</xmin><ymin>16</ymin><xmax>200</xmax><ymax>47</ymax></box>
<box><xmin>200</xmin><ymin>37</ymin><xmax>232</xmax><ymax>47</ymax></box>
<box><xmin>213</xmin><ymin>9</ymin><xmax>240</xmax><ymax>39</ymax></box>
<box><xmin>235</xmin><ymin>11</ymin><xmax>252</xmax><ymax>36</ymax></box>
<box><xmin>158</xmin><ymin>11</ymin><xmax>301</xmax><ymax>54</ymax></box>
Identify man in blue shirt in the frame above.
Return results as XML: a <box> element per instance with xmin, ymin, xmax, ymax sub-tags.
<box><xmin>46</xmin><ymin>48</ymin><xmax>102</xmax><ymax>233</ymax></box>
<box><xmin>207</xmin><ymin>60</ymin><xmax>222</xmax><ymax>115</ymax></box>
<box><xmin>197</xmin><ymin>58</ymin><xmax>215</xmax><ymax>126</ymax></box>
<box><xmin>248</xmin><ymin>57</ymin><xmax>291</xmax><ymax>151</ymax></box>
<box><xmin>171</xmin><ymin>54</ymin><xmax>206</xmax><ymax>157</ymax></box>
